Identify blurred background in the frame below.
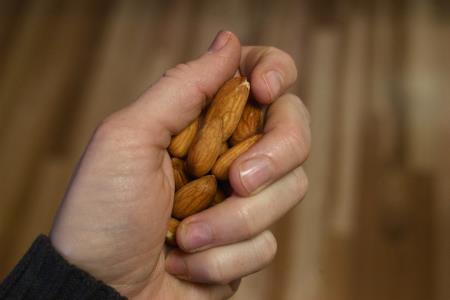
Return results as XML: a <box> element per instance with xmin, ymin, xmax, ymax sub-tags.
<box><xmin>0</xmin><ymin>0</ymin><xmax>449</xmax><ymax>299</ymax></box>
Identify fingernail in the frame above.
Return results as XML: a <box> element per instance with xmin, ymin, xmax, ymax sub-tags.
<box><xmin>264</xmin><ymin>70</ymin><xmax>283</xmax><ymax>99</ymax></box>
<box><xmin>166</xmin><ymin>252</ymin><xmax>187</xmax><ymax>277</ymax></box>
<box><xmin>180</xmin><ymin>222</ymin><xmax>212</xmax><ymax>251</ymax></box>
<box><xmin>239</xmin><ymin>156</ymin><xmax>273</xmax><ymax>194</ymax></box>
<box><xmin>208</xmin><ymin>30</ymin><xmax>231</xmax><ymax>52</ymax></box>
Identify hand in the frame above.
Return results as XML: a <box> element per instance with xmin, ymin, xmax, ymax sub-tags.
<box><xmin>50</xmin><ymin>31</ymin><xmax>310</xmax><ymax>299</ymax></box>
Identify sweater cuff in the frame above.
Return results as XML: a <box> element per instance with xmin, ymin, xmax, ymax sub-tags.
<box><xmin>0</xmin><ymin>235</ymin><xmax>126</xmax><ymax>300</ymax></box>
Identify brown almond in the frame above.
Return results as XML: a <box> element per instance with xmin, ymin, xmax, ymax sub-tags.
<box><xmin>210</xmin><ymin>188</ymin><xmax>226</xmax><ymax>207</ymax></box>
<box><xmin>231</xmin><ymin>100</ymin><xmax>263</xmax><ymax>145</ymax></box>
<box><xmin>172</xmin><ymin>175</ymin><xmax>217</xmax><ymax>219</ymax></box>
<box><xmin>172</xmin><ymin>158</ymin><xmax>189</xmax><ymax>191</ymax></box>
<box><xmin>168</xmin><ymin>119</ymin><xmax>199</xmax><ymax>158</ymax></box>
<box><xmin>204</xmin><ymin>76</ymin><xmax>250</xmax><ymax>141</ymax></box>
<box><xmin>212</xmin><ymin>134</ymin><xmax>262</xmax><ymax>180</ymax></box>
<box><xmin>166</xmin><ymin>217</ymin><xmax>180</xmax><ymax>246</ymax></box>
<box><xmin>219</xmin><ymin>142</ymin><xmax>229</xmax><ymax>155</ymax></box>
<box><xmin>186</xmin><ymin>118</ymin><xmax>223</xmax><ymax>177</ymax></box>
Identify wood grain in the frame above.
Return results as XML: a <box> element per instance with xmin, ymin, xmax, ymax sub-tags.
<box><xmin>0</xmin><ymin>1</ymin><xmax>447</xmax><ymax>299</ymax></box>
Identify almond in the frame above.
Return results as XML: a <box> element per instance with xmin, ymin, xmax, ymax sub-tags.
<box><xmin>219</xmin><ymin>142</ymin><xmax>229</xmax><ymax>155</ymax></box>
<box><xmin>172</xmin><ymin>158</ymin><xmax>189</xmax><ymax>191</ymax></box>
<box><xmin>210</xmin><ymin>188</ymin><xmax>226</xmax><ymax>207</ymax></box>
<box><xmin>169</xmin><ymin>119</ymin><xmax>199</xmax><ymax>158</ymax></box>
<box><xmin>231</xmin><ymin>100</ymin><xmax>263</xmax><ymax>145</ymax></box>
<box><xmin>204</xmin><ymin>76</ymin><xmax>250</xmax><ymax>141</ymax></box>
<box><xmin>166</xmin><ymin>217</ymin><xmax>180</xmax><ymax>246</ymax></box>
<box><xmin>172</xmin><ymin>175</ymin><xmax>217</xmax><ymax>219</ymax></box>
<box><xmin>212</xmin><ymin>134</ymin><xmax>262</xmax><ymax>180</ymax></box>
<box><xmin>187</xmin><ymin>118</ymin><xmax>223</xmax><ymax>177</ymax></box>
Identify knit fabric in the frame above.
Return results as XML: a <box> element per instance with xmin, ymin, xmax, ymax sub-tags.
<box><xmin>0</xmin><ymin>235</ymin><xmax>126</xmax><ymax>300</ymax></box>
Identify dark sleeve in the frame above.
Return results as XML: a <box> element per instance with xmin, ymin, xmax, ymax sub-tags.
<box><xmin>0</xmin><ymin>235</ymin><xmax>126</xmax><ymax>300</ymax></box>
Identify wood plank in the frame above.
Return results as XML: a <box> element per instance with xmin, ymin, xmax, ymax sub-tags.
<box><xmin>0</xmin><ymin>0</ymin><xmax>57</xmax><ymax>134</ymax></box>
<box><xmin>0</xmin><ymin>0</ymin><xmax>113</xmax><ymax>267</ymax></box>
<box><xmin>368</xmin><ymin>0</ymin><xmax>401</xmax><ymax>163</ymax></box>
<box><xmin>353</xmin><ymin>2</ymin><xmax>435</xmax><ymax>298</ymax></box>
<box><xmin>134</xmin><ymin>0</ymin><xmax>198</xmax><ymax>93</ymax></box>
<box><xmin>403</xmin><ymin>0</ymin><xmax>442</xmax><ymax>171</ymax></box>
<box><xmin>186</xmin><ymin>0</ymin><xmax>253</xmax><ymax>58</ymax></box>
<box><xmin>355</xmin><ymin>168</ymin><xmax>434</xmax><ymax>300</ymax></box>
<box><xmin>2</xmin><ymin>157</ymin><xmax>72</xmax><ymax>276</ymax></box>
<box><xmin>281</xmin><ymin>29</ymin><xmax>340</xmax><ymax>300</ymax></box>
<box><xmin>434</xmin><ymin>19</ymin><xmax>450</xmax><ymax>300</ymax></box>
<box><xmin>65</xmin><ymin>0</ymin><xmax>163</xmax><ymax>157</ymax></box>
<box><xmin>435</xmin><ymin>174</ymin><xmax>450</xmax><ymax>300</ymax></box>
<box><xmin>0</xmin><ymin>0</ymin><xmax>26</xmax><ymax>69</ymax></box>
<box><xmin>322</xmin><ymin>12</ymin><xmax>370</xmax><ymax>300</ymax></box>
<box><xmin>328</xmin><ymin>14</ymin><xmax>369</xmax><ymax>239</ymax></box>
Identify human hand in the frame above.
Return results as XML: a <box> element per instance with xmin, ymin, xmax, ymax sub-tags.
<box><xmin>50</xmin><ymin>31</ymin><xmax>310</xmax><ymax>299</ymax></box>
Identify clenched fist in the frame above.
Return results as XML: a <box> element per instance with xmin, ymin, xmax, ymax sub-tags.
<box><xmin>50</xmin><ymin>31</ymin><xmax>310</xmax><ymax>299</ymax></box>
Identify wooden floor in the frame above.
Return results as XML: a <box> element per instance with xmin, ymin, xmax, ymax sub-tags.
<box><xmin>0</xmin><ymin>0</ymin><xmax>449</xmax><ymax>299</ymax></box>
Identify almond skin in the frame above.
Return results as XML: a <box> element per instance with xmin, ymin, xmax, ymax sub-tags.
<box><xmin>219</xmin><ymin>142</ymin><xmax>229</xmax><ymax>155</ymax></box>
<box><xmin>212</xmin><ymin>134</ymin><xmax>262</xmax><ymax>180</ymax></box>
<box><xmin>231</xmin><ymin>100</ymin><xmax>263</xmax><ymax>145</ymax></box>
<box><xmin>204</xmin><ymin>76</ymin><xmax>250</xmax><ymax>141</ymax></box>
<box><xmin>187</xmin><ymin>118</ymin><xmax>223</xmax><ymax>177</ymax></box>
<box><xmin>169</xmin><ymin>119</ymin><xmax>199</xmax><ymax>158</ymax></box>
<box><xmin>166</xmin><ymin>217</ymin><xmax>180</xmax><ymax>246</ymax></box>
<box><xmin>173</xmin><ymin>175</ymin><xmax>217</xmax><ymax>219</ymax></box>
<box><xmin>209</xmin><ymin>188</ymin><xmax>226</xmax><ymax>207</ymax></box>
<box><xmin>172</xmin><ymin>158</ymin><xmax>189</xmax><ymax>191</ymax></box>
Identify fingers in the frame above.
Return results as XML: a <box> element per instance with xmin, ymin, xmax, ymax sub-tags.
<box><xmin>172</xmin><ymin>279</ymin><xmax>239</xmax><ymax>300</ymax></box>
<box><xmin>229</xmin><ymin>93</ymin><xmax>311</xmax><ymax>196</ymax></box>
<box><xmin>118</xmin><ymin>30</ymin><xmax>241</xmax><ymax>148</ymax></box>
<box><xmin>176</xmin><ymin>166</ymin><xmax>308</xmax><ymax>252</ymax></box>
<box><xmin>167</xmin><ymin>231</ymin><xmax>277</xmax><ymax>284</ymax></box>
<box><xmin>99</xmin><ymin>40</ymin><xmax>299</xmax><ymax>152</ymax></box>
<box><xmin>240</xmin><ymin>46</ymin><xmax>298</xmax><ymax>104</ymax></box>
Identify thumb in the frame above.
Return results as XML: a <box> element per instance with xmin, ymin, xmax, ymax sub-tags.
<box><xmin>122</xmin><ymin>31</ymin><xmax>241</xmax><ymax>148</ymax></box>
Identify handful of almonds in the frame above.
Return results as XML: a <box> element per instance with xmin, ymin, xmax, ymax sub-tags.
<box><xmin>166</xmin><ymin>76</ymin><xmax>264</xmax><ymax>246</ymax></box>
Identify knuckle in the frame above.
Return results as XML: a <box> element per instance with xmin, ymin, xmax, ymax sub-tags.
<box><xmin>263</xmin><ymin>46</ymin><xmax>279</xmax><ymax>56</ymax></box>
<box><xmin>265</xmin><ymin>47</ymin><xmax>298</xmax><ymax>82</ymax></box>
<box><xmin>286</xmin><ymin>93</ymin><xmax>311</xmax><ymax>126</ymax></box>
<box><xmin>287</xmin><ymin>110</ymin><xmax>311</xmax><ymax>161</ymax></box>
<box><xmin>163</xmin><ymin>63</ymin><xmax>193</xmax><ymax>80</ymax></box>
<box><xmin>293</xmin><ymin>167</ymin><xmax>309</xmax><ymax>199</ymax></box>
<box><xmin>162</xmin><ymin>63</ymin><xmax>209</xmax><ymax>107</ymax></box>
<box><xmin>94</xmin><ymin>114</ymin><xmax>122</xmax><ymax>141</ymax></box>
<box><xmin>212</xmin><ymin>53</ymin><xmax>233</xmax><ymax>70</ymax></box>
<box><xmin>93</xmin><ymin>113</ymin><xmax>143</xmax><ymax>153</ymax></box>
<box><xmin>285</xmin><ymin>125</ymin><xmax>310</xmax><ymax>164</ymax></box>
<box><xmin>207</xmin><ymin>254</ymin><xmax>228</xmax><ymax>284</ymax></box>
<box><xmin>236</xmin><ymin>204</ymin><xmax>257</xmax><ymax>238</ymax></box>
<box><xmin>280</xmin><ymin>52</ymin><xmax>298</xmax><ymax>81</ymax></box>
<box><xmin>257</xmin><ymin>231</ymin><xmax>278</xmax><ymax>264</ymax></box>
<box><xmin>265</xmin><ymin>46</ymin><xmax>289</xmax><ymax>60</ymax></box>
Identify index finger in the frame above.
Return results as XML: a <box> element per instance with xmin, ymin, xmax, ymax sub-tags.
<box><xmin>240</xmin><ymin>46</ymin><xmax>298</xmax><ymax>104</ymax></box>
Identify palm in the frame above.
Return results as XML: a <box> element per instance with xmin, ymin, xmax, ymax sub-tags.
<box><xmin>51</xmin><ymin>125</ymin><xmax>198</xmax><ymax>298</ymax></box>
<box><xmin>52</xmin><ymin>121</ymin><xmax>228</xmax><ymax>299</ymax></box>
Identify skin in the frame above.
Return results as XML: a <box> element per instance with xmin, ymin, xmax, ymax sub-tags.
<box><xmin>50</xmin><ymin>31</ymin><xmax>311</xmax><ymax>299</ymax></box>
